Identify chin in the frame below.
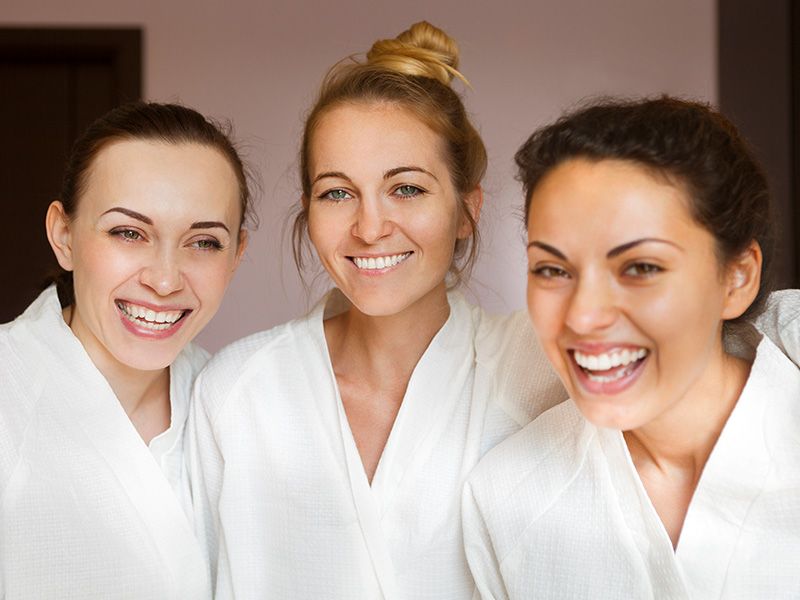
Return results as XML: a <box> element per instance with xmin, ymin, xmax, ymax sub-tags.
<box><xmin>112</xmin><ymin>344</ymin><xmax>182</xmax><ymax>372</ymax></box>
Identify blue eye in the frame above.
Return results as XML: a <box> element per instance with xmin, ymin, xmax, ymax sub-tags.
<box><xmin>320</xmin><ymin>189</ymin><xmax>352</xmax><ymax>202</ymax></box>
<box><xmin>623</xmin><ymin>262</ymin><xmax>663</xmax><ymax>277</ymax></box>
<box><xmin>394</xmin><ymin>184</ymin><xmax>423</xmax><ymax>198</ymax></box>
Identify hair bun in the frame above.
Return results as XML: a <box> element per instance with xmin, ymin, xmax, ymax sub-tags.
<box><xmin>366</xmin><ymin>21</ymin><xmax>467</xmax><ymax>86</ymax></box>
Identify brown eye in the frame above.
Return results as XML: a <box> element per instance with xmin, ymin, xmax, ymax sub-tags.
<box><xmin>623</xmin><ymin>262</ymin><xmax>663</xmax><ymax>277</ymax></box>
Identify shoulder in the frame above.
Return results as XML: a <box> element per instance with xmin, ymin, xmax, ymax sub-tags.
<box><xmin>193</xmin><ymin>311</ymin><xmax>322</xmax><ymax>419</ymax></box>
<box><xmin>474</xmin><ymin>308</ymin><xmax>566</xmax><ymax>426</ymax></box>
<box><xmin>466</xmin><ymin>400</ymin><xmax>593</xmax><ymax>530</ymax></box>
<box><xmin>0</xmin><ymin>314</ymin><xmax>46</xmax><ymax>498</ymax></box>
<box><xmin>756</xmin><ymin>289</ymin><xmax>800</xmax><ymax>368</ymax></box>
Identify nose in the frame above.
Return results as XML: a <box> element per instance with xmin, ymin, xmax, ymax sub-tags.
<box><xmin>139</xmin><ymin>247</ymin><xmax>184</xmax><ymax>296</ymax></box>
<box><xmin>351</xmin><ymin>196</ymin><xmax>393</xmax><ymax>244</ymax></box>
<box><xmin>564</xmin><ymin>272</ymin><xmax>618</xmax><ymax>335</ymax></box>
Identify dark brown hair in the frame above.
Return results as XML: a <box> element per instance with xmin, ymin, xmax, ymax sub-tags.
<box><xmin>293</xmin><ymin>21</ymin><xmax>487</xmax><ymax>284</ymax></box>
<box><xmin>53</xmin><ymin>101</ymin><xmax>254</xmax><ymax>307</ymax></box>
<box><xmin>515</xmin><ymin>96</ymin><xmax>774</xmax><ymax>323</ymax></box>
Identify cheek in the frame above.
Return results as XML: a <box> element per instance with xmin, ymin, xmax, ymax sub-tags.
<box><xmin>407</xmin><ymin>205</ymin><xmax>460</xmax><ymax>254</ymax></box>
<box><xmin>72</xmin><ymin>236</ymin><xmax>137</xmax><ymax>289</ymax></box>
<box><xmin>187</xmin><ymin>255</ymin><xmax>237</xmax><ymax>307</ymax></box>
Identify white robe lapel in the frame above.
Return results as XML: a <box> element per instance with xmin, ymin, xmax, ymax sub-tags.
<box><xmin>16</xmin><ymin>289</ymin><xmax>205</xmax><ymax>584</ymax></box>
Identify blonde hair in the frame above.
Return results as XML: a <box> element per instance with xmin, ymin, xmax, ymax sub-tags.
<box><xmin>294</xmin><ymin>21</ymin><xmax>487</xmax><ymax>283</ymax></box>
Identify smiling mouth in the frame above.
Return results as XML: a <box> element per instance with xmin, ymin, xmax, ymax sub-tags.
<box><xmin>349</xmin><ymin>252</ymin><xmax>412</xmax><ymax>270</ymax></box>
<box><xmin>115</xmin><ymin>301</ymin><xmax>189</xmax><ymax>331</ymax></box>
<box><xmin>572</xmin><ymin>347</ymin><xmax>649</xmax><ymax>383</ymax></box>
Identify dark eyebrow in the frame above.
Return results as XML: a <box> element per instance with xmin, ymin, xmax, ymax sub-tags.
<box><xmin>606</xmin><ymin>238</ymin><xmax>683</xmax><ymax>258</ymax></box>
<box><xmin>101</xmin><ymin>207</ymin><xmax>152</xmax><ymax>224</ymax></box>
<box><xmin>312</xmin><ymin>171</ymin><xmax>351</xmax><ymax>186</ymax></box>
<box><xmin>191</xmin><ymin>221</ymin><xmax>230</xmax><ymax>233</ymax></box>
<box><xmin>527</xmin><ymin>241</ymin><xmax>567</xmax><ymax>260</ymax></box>
<box><xmin>384</xmin><ymin>166</ymin><xmax>438</xmax><ymax>181</ymax></box>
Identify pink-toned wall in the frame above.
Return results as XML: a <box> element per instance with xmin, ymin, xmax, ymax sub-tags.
<box><xmin>3</xmin><ymin>0</ymin><xmax>717</xmax><ymax>352</ymax></box>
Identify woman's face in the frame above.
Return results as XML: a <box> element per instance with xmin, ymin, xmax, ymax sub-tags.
<box><xmin>48</xmin><ymin>139</ymin><xmax>246</xmax><ymax>372</ymax></box>
<box><xmin>306</xmin><ymin>102</ymin><xmax>477</xmax><ymax>318</ymax></box>
<box><xmin>526</xmin><ymin>158</ymin><xmax>749</xmax><ymax>431</ymax></box>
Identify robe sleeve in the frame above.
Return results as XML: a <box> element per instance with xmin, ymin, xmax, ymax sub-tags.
<box><xmin>756</xmin><ymin>289</ymin><xmax>800</xmax><ymax>368</ymax></box>
<box><xmin>185</xmin><ymin>369</ymin><xmax>232</xmax><ymax>598</ymax></box>
<box><xmin>462</xmin><ymin>481</ymin><xmax>510</xmax><ymax>600</ymax></box>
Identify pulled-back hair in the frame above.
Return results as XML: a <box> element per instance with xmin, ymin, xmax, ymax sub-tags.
<box><xmin>294</xmin><ymin>21</ymin><xmax>487</xmax><ymax>284</ymax></box>
<box><xmin>515</xmin><ymin>96</ymin><xmax>775</xmax><ymax>323</ymax></box>
<box><xmin>53</xmin><ymin>101</ymin><xmax>254</xmax><ymax>306</ymax></box>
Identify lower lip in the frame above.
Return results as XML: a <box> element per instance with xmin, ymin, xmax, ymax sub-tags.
<box><xmin>570</xmin><ymin>352</ymin><xmax>648</xmax><ymax>395</ymax></box>
<box><xmin>117</xmin><ymin>305</ymin><xmax>189</xmax><ymax>340</ymax></box>
<box><xmin>349</xmin><ymin>255</ymin><xmax>411</xmax><ymax>277</ymax></box>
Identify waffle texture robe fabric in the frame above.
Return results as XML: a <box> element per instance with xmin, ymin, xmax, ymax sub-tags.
<box><xmin>0</xmin><ymin>287</ymin><xmax>211</xmax><ymax>600</ymax></box>
<box><xmin>463</xmin><ymin>332</ymin><xmax>800</xmax><ymax>600</ymax></box>
<box><xmin>187</xmin><ymin>289</ymin><xmax>565</xmax><ymax>599</ymax></box>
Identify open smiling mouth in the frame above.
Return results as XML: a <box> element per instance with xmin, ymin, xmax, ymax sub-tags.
<box><xmin>571</xmin><ymin>347</ymin><xmax>649</xmax><ymax>384</ymax></box>
<box><xmin>348</xmin><ymin>252</ymin><xmax>413</xmax><ymax>271</ymax></box>
<box><xmin>115</xmin><ymin>301</ymin><xmax>189</xmax><ymax>331</ymax></box>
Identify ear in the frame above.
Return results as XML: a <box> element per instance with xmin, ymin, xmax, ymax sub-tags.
<box><xmin>721</xmin><ymin>240</ymin><xmax>762</xmax><ymax>320</ymax></box>
<box><xmin>45</xmin><ymin>201</ymin><xmax>75</xmax><ymax>271</ymax></box>
<box><xmin>233</xmin><ymin>229</ymin><xmax>249</xmax><ymax>270</ymax></box>
<box><xmin>457</xmin><ymin>185</ymin><xmax>484</xmax><ymax>239</ymax></box>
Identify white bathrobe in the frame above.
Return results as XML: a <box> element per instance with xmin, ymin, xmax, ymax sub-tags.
<box><xmin>187</xmin><ymin>290</ymin><xmax>565</xmax><ymax>599</ymax></box>
<box><xmin>0</xmin><ymin>287</ymin><xmax>211</xmax><ymax>600</ymax></box>
<box><xmin>463</xmin><ymin>334</ymin><xmax>800</xmax><ymax>600</ymax></box>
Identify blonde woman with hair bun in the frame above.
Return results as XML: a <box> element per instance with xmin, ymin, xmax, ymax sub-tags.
<box><xmin>187</xmin><ymin>21</ymin><xmax>565</xmax><ymax>599</ymax></box>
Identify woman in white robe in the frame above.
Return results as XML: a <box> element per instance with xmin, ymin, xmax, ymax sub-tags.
<box><xmin>187</xmin><ymin>22</ymin><xmax>567</xmax><ymax>600</ymax></box>
<box><xmin>0</xmin><ymin>102</ymin><xmax>250</xmax><ymax>599</ymax></box>
<box><xmin>462</xmin><ymin>97</ymin><xmax>800</xmax><ymax>599</ymax></box>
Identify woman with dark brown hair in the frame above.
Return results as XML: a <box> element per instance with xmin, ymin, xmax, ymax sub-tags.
<box><xmin>0</xmin><ymin>101</ymin><xmax>251</xmax><ymax>599</ymax></box>
<box><xmin>463</xmin><ymin>97</ymin><xmax>800</xmax><ymax>599</ymax></box>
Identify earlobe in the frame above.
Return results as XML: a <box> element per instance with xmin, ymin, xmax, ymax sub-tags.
<box><xmin>457</xmin><ymin>186</ymin><xmax>484</xmax><ymax>239</ymax></box>
<box><xmin>45</xmin><ymin>201</ymin><xmax>74</xmax><ymax>271</ymax></box>
<box><xmin>721</xmin><ymin>240</ymin><xmax>762</xmax><ymax>320</ymax></box>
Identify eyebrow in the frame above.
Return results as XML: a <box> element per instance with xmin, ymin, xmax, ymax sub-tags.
<box><xmin>311</xmin><ymin>165</ymin><xmax>438</xmax><ymax>186</ymax></box>
<box><xmin>101</xmin><ymin>207</ymin><xmax>230</xmax><ymax>234</ymax></box>
<box><xmin>384</xmin><ymin>166</ymin><xmax>438</xmax><ymax>181</ymax></box>
<box><xmin>190</xmin><ymin>221</ymin><xmax>230</xmax><ymax>233</ymax></box>
<box><xmin>102</xmin><ymin>207</ymin><xmax>152</xmax><ymax>224</ymax></box>
<box><xmin>527</xmin><ymin>237</ymin><xmax>684</xmax><ymax>260</ymax></box>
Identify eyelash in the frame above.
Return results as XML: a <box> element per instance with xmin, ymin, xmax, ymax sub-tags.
<box><xmin>110</xmin><ymin>227</ymin><xmax>143</xmax><ymax>242</ymax></box>
<box><xmin>393</xmin><ymin>184</ymin><xmax>425</xmax><ymax>198</ymax></box>
<box><xmin>192</xmin><ymin>238</ymin><xmax>224</xmax><ymax>251</ymax></box>
<box><xmin>531</xmin><ymin>265</ymin><xmax>570</xmax><ymax>279</ymax></box>
<box><xmin>318</xmin><ymin>189</ymin><xmax>352</xmax><ymax>202</ymax></box>
<box><xmin>622</xmin><ymin>262</ymin><xmax>664</xmax><ymax>277</ymax></box>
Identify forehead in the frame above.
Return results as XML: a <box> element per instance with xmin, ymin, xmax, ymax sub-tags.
<box><xmin>81</xmin><ymin>139</ymin><xmax>240</xmax><ymax>220</ymax></box>
<box><xmin>310</xmin><ymin>102</ymin><xmax>447</xmax><ymax>176</ymax></box>
<box><xmin>527</xmin><ymin>158</ymin><xmax>705</xmax><ymax>244</ymax></box>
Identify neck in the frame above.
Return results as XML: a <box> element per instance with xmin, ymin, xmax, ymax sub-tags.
<box><xmin>624</xmin><ymin>344</ymin><xmax>750</xmax><ymax>479</ymax></box>
<box><xmin>325</xmin><ymin>284</ymin><xmax>451</xmax><ymax>384</ymax></box>
<box><xmin>63</xmin><ymin>305</ymin><xmax>171</xmax><ymax>442</ymax></box>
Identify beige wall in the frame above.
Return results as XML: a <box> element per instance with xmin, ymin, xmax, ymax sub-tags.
<box><xmin>4</xmin><ymin>0</ymin><xmax>717</xmax><ymax>351</ymax></box>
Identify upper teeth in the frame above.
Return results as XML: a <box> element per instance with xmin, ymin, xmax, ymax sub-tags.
<box><xmin>117</xmin><ymin>301</ymin><xmax>184</xmax><ymax>324</ymax></box>
<box><xmin>574</xmin><ymin>348</ymin><xmax>648</xmax><ymax>371</ymax></box>
<box><xmin>352</xmin><ymin>253</ymin><xmax>411</xmax><ymax>270</ymax></box>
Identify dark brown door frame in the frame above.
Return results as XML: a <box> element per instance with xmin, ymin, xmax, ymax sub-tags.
<box><xmin>719</xmin><ymin>0</ymin><xmax>798</xmax><ymax>289</ymax></box>
<box><xmin>0</xmin><ymin>27</ymin><xmax>141</xmax><ymax>99</ymax></box>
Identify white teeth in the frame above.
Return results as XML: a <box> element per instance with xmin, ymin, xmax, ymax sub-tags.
<box><xmin>574</xmin><ymin>348</ymin><xmax>648</xmax><ymax>372</ymax></box>
<box><xmin>352</xmin><ymin>252</ymin><xmax>411</xmax><ymax>270</ymax></box>
<box><xmin>116</xmin><ymin>301</ymin><xmax>185</xmax><ymax>330</ymax></box>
